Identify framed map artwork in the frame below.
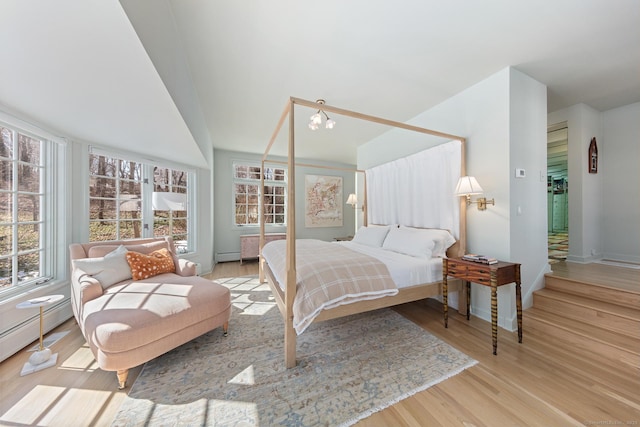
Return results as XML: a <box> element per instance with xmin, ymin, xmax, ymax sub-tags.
<box><xmin>304</xmin><ymin>174</ymin><xmax>343</xmax><ymax>227</ymax></box>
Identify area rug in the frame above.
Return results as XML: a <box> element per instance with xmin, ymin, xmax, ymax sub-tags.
<box><xmin>548</xmin><ymin>232</ymin><xmax>569</xmax><ymax>261</ymax></box>
<box><xmin>112</xmin><ymin>275</ymin><xmax>477</xmax><ymax>427</ymax></box>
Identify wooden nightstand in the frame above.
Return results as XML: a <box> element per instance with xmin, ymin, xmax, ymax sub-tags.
<box><xmin>442</xmin><ymin>257</ymin><xmax>523</xmax><ymax>355</ymax></box>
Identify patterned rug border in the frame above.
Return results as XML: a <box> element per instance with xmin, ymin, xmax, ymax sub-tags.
<box><xmin>341</xmin><ymin>359</ymin><xmax>477</xmax><ymax>426</ymax></box>
<box><xmin>113</xmin><ymin>275</ymin><xmax>478</xmax><ymax>426</ymax></box>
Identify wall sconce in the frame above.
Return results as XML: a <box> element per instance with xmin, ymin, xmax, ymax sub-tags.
<box><xmin>308</xmin><ymin>99</ymin><xmax>336</xmax><ymax>130</ymax></box>
<box><xmin>454</xmin><ymin>176</ymin><xmax>495</xmax><ymax>211</ymax></box>
<box><xmin>346</xmin><ymin>193</ymin><xmax>363</xmax><ymax>210</ymax></box>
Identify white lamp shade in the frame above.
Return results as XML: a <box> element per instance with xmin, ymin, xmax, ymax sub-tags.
<box><xmin>346</xmin><ymin>193</ymin><xmax>358</xmax><ymax>205</ymax></box>
<box><xmin>325</xmin><ymin>118</ymin><xmax>336</xmax><ymax>129</ymax></box>
<box><xmin>152</xmin><ymin>192</ymin><xmax>187</xmax><ymax>211</ymax></box>
<box><xmin>454</xmin><ymin>176</ymin><xmax>484</xmax><ymax>196</ymax></box>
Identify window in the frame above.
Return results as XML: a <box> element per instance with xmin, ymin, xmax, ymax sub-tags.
<box><xmin>89</xmin><ymin>151</ymin><xmax>193</xmax><ymax>253</ymax></box>
<box><xmin>233</xmin><ymin>163</ymin><xmax>286</xmax><ymax>226</ymax></box>
<box><xmin>89</xmin><ymin>155</ymin><xmax>143</xmax><ymax>241</ymax></box>
<box><xmin>0</xmin><ymin>126</ymin><xmax>46</xmax><ymax>289</ymax></box>
<box><xmin>153</xmin><ymin>167</ymin><xmax>189</xmax><ymax>253</ymax></box>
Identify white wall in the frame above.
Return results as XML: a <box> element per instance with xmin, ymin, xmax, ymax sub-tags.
<box><xmin>507</xmin><ymin>68</ymin><xmax>550</xmax><ymax>320</ymax></box>
<box><xmin>213</xmin><ymin>149</ymin><xmax>357</xmax><ymax>262</ymax></box>
<box><xmin>602</xmin><ymin>102</ymin><xmax>640</xmax><ymax>263</ymax></box>
<box><xmin>358</xmin><ymin>67</ymin><xmax>549</xmax><ymax>331</ymax></box>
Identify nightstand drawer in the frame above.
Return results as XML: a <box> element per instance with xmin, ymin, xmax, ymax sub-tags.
<box><xmin>447</xmin><ymin>264</ymin><xmax>468</xmax><ymax>276</ymax></box>
<box><xmin>466</xmin><ymin>264</ymin><xmax>491</xmax><ymax>284</ymax></box>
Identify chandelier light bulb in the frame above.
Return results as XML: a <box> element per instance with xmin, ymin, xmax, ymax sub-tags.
<box><xmin>325</xmin><ymin>118</ymin><xmax>335</xmax><ymax>129</ymax></box>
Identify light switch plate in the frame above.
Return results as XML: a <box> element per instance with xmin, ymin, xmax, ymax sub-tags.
<box><xmin>515</xmin><ymin>168</ymin><xmax>526</xmax><ymax>178</ymax></box>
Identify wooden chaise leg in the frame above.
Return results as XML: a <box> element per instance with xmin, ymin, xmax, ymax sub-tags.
<box><xmin>116</xmin><ymin>369</ymin><xmax>129</xmax><ymax>390</ymax></box>
<box><xmin>223</xmin><ymin>321</ymin><xmax>229</xmax><ymax>336</ymax></box>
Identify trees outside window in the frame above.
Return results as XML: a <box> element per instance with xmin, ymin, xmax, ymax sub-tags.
<box><xmin>233</xmin><ymin>163</ymin><xmax>286</xmax><ymax>226</ymax></box>
<box><xmin>0</xmin><ymin>126</ymin><xmax>46</xmax><ymax>289</ymax></box>
<box><xmin>89</xmin><ymin>152</ymin><xmax>193</xmax><ymax>253</ymax></box>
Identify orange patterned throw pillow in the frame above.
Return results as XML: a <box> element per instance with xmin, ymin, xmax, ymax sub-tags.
<box><xmin>125</xmin><ymin>248</ymin><xmax>176</xmax><ymax>280</ymax></box>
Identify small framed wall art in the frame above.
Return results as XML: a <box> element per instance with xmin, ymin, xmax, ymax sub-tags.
<box><xmin>588</xmin><ymin>137</ymin><xmax>598</xmax><ymax>174</ymax></box>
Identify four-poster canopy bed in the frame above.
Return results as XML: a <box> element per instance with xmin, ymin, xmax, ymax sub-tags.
<box><xmin>258</xmin><ymin>97</ymin><xmax>468</xmax><ymax>368</ymax></box>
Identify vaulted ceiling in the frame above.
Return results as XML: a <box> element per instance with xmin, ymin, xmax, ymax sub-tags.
<box><xmin>1</xmin><ymin>1</ymin><xmax>639</xmax><ymax>167</ymax></box>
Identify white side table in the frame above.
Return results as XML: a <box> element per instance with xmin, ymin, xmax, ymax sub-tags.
<box><xmin>16</xmin><ymin>294</ymin><xmax>64</xmax><ymax>376</ymax></box>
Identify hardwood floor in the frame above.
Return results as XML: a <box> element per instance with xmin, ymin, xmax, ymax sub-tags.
<box><xmin>1</xmin><ymin>260</ymin><xmax>638</xmax><ymax>426</ymax></box>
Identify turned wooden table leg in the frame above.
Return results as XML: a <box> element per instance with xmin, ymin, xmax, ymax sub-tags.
<box><xmin>443</xmin><ymin>260</ymin><xmax>449</xmax><ymax>328</ymax></box>
<box><xmin>466</xmin><ymin>281</ymin><xmax>471</xmax><ymax>321</ymax></box>
<box><xmin>515</xmin><ymin>264</ymin><xmax>523</xmax><ymax>344</ymax></box>
<box><xmin>491</xmin><ymin>271</ymin><xmax>498</xmax><ymax>355</ymax></box>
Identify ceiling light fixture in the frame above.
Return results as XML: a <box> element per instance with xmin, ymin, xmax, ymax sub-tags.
<box><xmin>308</xmin><ymin>99</ymin><xmax>335</xmax><ymax>130</ymax></box>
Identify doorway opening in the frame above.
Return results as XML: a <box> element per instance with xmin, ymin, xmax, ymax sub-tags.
<box><xmin>547</xmin><ymin>124</ymin><xmax>568</xmax><ymax>263</ymax></box>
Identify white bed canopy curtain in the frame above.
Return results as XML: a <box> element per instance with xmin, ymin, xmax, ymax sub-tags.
<box><xmin>365</xmin><ymin>140</ymin><xmax>462</xmax><ymax>239</ymax></box>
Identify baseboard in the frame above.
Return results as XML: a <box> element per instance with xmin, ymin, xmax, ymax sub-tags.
<box><xmin>0</xmin><ymin>301</ymin><xmax>73</xmax><ymax>363</ymax></box>
<box><xmin>471</xmin><ymin>306</ymin><xmax>516</xmax><ymax>332</ymax></box>
<box><xmin>602</xmin><ymin>252</ymin><xmax>640</xmax><ymax>265</ymax></box>
<box><xmin>216</xmin><ymin>252</ymin><xmax>240</xmax><ymax>263</ymax></box>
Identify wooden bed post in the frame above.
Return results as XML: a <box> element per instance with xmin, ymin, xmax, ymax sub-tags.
<box><xmin>259</xmin><ymin>159</ymin><xmax>266</xmax><ymax>283</ymax></box>
<box><xmin>260</xmin><ymin>101</ymin><xmax>290</xmax><ymax>284</ymax></box>
<box><xmin>285</xmin><ymin>98</ymin><xmax>297</xmax><ymax>368</ymax></box>
<box><xmin>363</xmin><ymin>174</ymin><xmax>368</xmax><ymax>226</ymax></box>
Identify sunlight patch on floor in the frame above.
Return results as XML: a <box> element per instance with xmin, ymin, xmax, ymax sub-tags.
<box><xmin>57</xmin><ymin>345</ymin><xmax>100</xmax><ymax>373</ymax></box>
<box><xmin>228</xmin><ymin>365</ymin><xmax>255</xmax><ymax>386</ymax></box>
<box><xmin>0</xmin><ymin>385</ymin><xmax>112</xmax><ymax>425</ymax></box>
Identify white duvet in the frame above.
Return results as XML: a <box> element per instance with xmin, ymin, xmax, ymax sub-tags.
<box><xmin>335</xmin><ymin>241</ymin><xmax>444</xmax><ymax>288</ymax></box>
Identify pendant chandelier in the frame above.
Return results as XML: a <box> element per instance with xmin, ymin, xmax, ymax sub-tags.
<box><xmin>308</xmin><ymin>99</ymin><xmax>336</xmax><ymax>130</ymax></box>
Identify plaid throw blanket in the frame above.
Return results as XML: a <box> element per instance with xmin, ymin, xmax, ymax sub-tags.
<box><xmin>262</xmin><ymin>239</ymin><xmax>398</xmax><ymax>334</ymax></box>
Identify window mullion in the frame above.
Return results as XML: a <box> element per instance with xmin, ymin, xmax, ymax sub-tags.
<box><xmin>11</xmin><ymin>130</ymin><xmax>18</xmax><ymax>286</ymax></box>
<box><xmin>143</xmin><ymin>165</ymin><xmax>153</xmax><ymax>238</ymax></box>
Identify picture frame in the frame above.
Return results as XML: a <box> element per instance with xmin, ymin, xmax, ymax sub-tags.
<box><xmin>588</xmin><ymin>137</ymin><xmax>598</xmax><ymax>174</ymax></box>
<box><xmin>304</xmin><ymin>174</ymin><xmax>343</xmax><ymax>228</ymax></box>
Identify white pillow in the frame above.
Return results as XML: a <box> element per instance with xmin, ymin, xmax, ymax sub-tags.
<box><xmin>72</xmin><ymin>245</ymin><xmax>132</xmax><ymax>289</ymax></box>
<box><xmin>382</xmin><ymin>227</ymin><xmax>435</xmax><ymax>259</ymax></box>
<box><xmin>400</xmin><ymin>226</ymin><xmax>456</xmax><ymax>257</ymax></box>
<box><xmin>351</xmin><ymin>226</ymin><xmax>390</xmax><ymax>247</ymax></box>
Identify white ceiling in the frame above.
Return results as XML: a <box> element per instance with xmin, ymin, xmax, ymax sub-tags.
<box><xmin>1</xmin><ymin>1</ymin><xmax>639</xmax><ymax>166</ymax></box>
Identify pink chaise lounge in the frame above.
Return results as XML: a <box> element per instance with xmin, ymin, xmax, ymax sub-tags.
<box><xmin>69</xmin><ymin>237</ymin><xmax>231</xmax><ymax>389</ymax></box>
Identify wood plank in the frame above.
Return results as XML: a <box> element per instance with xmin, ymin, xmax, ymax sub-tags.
<box><xmin>533</xmin><ymin>288</ymin><xmax>640</xmax><ymax>338</ymax></box>
<box><xmin>544</xmin><ymin>275</ymin><xmax>640</xmax><ymax>309</ymax></box>
<box><xmin>549</xmin><ymin>261</ymin><xmax>640</xmax><ymax>293</ymax></box>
